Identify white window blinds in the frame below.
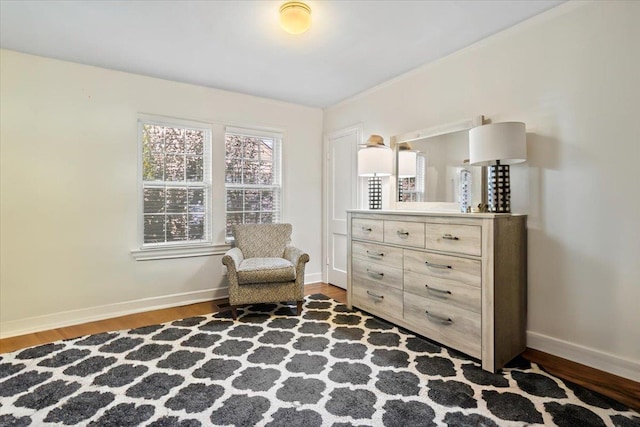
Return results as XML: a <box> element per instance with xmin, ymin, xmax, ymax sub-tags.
<box><xmin>224</xmin><ymin>127</ymin><xmax>283</xmax><ymax>239</ymax></box>
<box><xmin>140</xmin><ymin>118</ymin><xmax>212</xmax><ymax>246</ymax></box>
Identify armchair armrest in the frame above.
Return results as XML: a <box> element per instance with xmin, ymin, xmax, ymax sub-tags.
<box><xmin>285</xmin><ymin>246</ymin><xmax>310</xmax><ymax>287</ymax></box>
<box><xmin>222</xmin><ymin>247</ymin><xmax>244</xmax><ymax>274</ymax></box>
<box><xmin>284</xmin><ymin>245</ymin><xmax>310</xmax><ymax>267</ymax></box>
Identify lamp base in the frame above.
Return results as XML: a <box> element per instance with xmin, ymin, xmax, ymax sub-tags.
<box><xmin>488</xmin><ymin>164</ymin><xmax>511</xmax><ymax>213</ymax></box>
<box><xmin>368</xmin><ymin>177</ymin><xmax>382</xmax><ymax>209</ymax></box>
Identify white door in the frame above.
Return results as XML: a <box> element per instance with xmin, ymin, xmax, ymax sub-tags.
<box><xmin>326</xmin><ymin>127</ymin><xmax>360</xmax><ymax>288</ymax></box>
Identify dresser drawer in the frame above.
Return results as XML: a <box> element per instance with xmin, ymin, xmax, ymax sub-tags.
<box><xmin>404</xmin><ymin>293</ymin><xmax>481</xmax><ymax>358</ymax></box>
<box><xmin>352</xmin><ymin>258</ymin><xmax>403</xmax><ymax>290</ymax></box>
<box><xmin>352</xmin><ymin>241</ymin><xmax>403</xmax><ymax>268</ymax></box>
<box><xmin>404</xmin><ymin>271</ymin><xmax>481</xmax><ymax>314</ymax></box>
<box><xmin>404</xmin><ymin>249</ymin><xmax>481</xmax><ymax>288</ymax></box>
<box><xmin>352</xmin><ymin>218</ymin><xmax>384</xmax><ymax>242</ymax></box>
<box><xmin>352</xmin><ymin>279</ymin><xmax>403</xmax><ymax>320</ymax></box>
<box><xmin>384</xmin><ymin>220</ymin><xmax>425</xmax><ymax>248</ymax></box>
<box><xmin>426</xmin><ymin>223</ymin><xmax>481</xmax><ymax>256</ymax></box>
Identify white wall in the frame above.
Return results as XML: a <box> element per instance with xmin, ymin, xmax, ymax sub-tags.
<box><xmin>324</xmin><ymin>1</ymin><xmax>640</xmax><ymax>380</ymax></box>
<box><xmin>0</xmin><ymin>49</ymin><xmax>323</xmax><ymax>336</ymax></box>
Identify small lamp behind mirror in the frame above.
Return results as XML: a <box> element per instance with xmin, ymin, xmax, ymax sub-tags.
<box><xmin>358</xmin><ymin>135</ymin><xmax>392</xmax><ymax>209</ymax></box>
<box><xmin>397</xmin><ymin>143</ymin><xmax>418</xmax><ymax>178</ymax></box>
<box><xmin>469</xmin><ymin>122</ymin><xmax>526</xmax><ymax>213</ymax></box>
<box><xmin>397</xmin><ymin>142</ymin><xmax>418</xmax><ymax>202</ymax></box>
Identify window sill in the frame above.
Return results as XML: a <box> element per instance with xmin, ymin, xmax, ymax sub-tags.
<box><xmin>131</xmin><ymin>243</ymin><xmax>231</xmax><ymax>261</ymax></box>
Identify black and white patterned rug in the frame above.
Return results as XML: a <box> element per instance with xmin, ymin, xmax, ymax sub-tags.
<box><xmin>1</xmin><ymin>294</ymin><xmax>638</xmax><ymax>427</ymax></box>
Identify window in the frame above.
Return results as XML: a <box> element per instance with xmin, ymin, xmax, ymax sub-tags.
<box><xmin>139</xmin><ymin>117</ymin><xmax>211</xmax><ymax>248</ymax></box>
<box><xmin>399</xmin><ymin>153</ymin><xmax>425</xmax><ymax>202</ymax></box>
<box><xmin>225</xmin><ymin>127</ymin><xmax>282</xmax><ymax>239</ymax></box>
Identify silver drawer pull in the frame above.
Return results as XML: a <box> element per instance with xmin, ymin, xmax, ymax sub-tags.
<box><xmin>366</xmin><ymin>250</ymin><xmax>384</xmax><ymax>257</ymax></box>
<box><xmin>425</xmin><ymin>285</ymin><xmax>451</xmax><ymax>297</ymax></box>
<box><xmin>366</xmin><ymin>269</ymin><xmax>384</xmax><ymax>278</ymax></box>
<box><xmin>425</xmin><ymin>261</ymin><xmax>452</xmax><ymax>269</ymax></box>
<box><xmin>425</xmin><ymin>310</ymin><xmax>453</xmax><ymax>325</ymax></box>
<box><xmin>442</xmin><ymin>233</ymin><xmax>459</xmax><ymax>240</ymax></box>
<box><xmin>397</xmin><ymin>230</ymin><xmax>409</xmax><ymax>236</ymax></box>
<box><xmin>361</xmin><ymin>227</ymin><xmax>372</xmax><ymax>233</ymax></box>
<box><xmin>367</xmin><ymin>290</ymin><xmax>384</xmax><ymax>299</ymax></box>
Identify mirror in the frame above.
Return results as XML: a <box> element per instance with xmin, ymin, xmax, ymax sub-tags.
<box><xmin>391</xmin><ymin>116</ymin><xmax>484</xmax><ymax>211</ymax></box>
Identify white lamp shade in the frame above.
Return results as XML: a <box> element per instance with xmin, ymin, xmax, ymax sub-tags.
<box><xmin>398</xmin><ymin>150</ymin><xmax>417</xmax><ymax>177</ymax></box>
<box><xmin>469</xmin><ymin>122</ymin><xmax>527</xmax><ymax>166</ymax></box>
<box><xmin>358</xmin><ymin>146</ymin><xmax>393</xmax><ymax>177</ymax></box>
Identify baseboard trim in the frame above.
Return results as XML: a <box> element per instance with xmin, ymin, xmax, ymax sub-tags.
<box><xmin>527</xmin><ymin>331</ymin><xmax>640</xmax><ymax>382</ymax></box>
<box><xmin>304</xmin><ymin>272</ymin><xmax>323</xmax><ymax>284</ymax></box>
<box><xmin>1</xmin><ymin>274</ymin><xmax>324</xmax><ymax>339</ymax></box>
<box><xmin>0</xmin><ymin>288</ymin><xmax>229</xmax><ymax>339</ymax></box>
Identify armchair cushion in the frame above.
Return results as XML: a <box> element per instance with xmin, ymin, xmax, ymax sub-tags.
<box><xmin>233</xmin><ymin>223</ymin><xmax>292</xmax><ymax>259</ymax></box>
<box><xmin>237</xmin><ymin>257</ymin><xmax>296</xmax><ymax>284</ymax></box>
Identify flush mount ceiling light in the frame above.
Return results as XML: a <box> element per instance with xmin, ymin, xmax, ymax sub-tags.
<box><xmin>279</xmin><ymin>2</ymin><xmax>312</xmax><ymax>34</ymax></box>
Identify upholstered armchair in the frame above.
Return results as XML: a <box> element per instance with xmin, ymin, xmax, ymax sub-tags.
<box><xmin>222</xmin><ymin>223</ymin><xmax>309</xmax><ymax>319</ymax></box>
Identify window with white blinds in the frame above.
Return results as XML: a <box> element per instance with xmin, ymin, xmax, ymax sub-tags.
<box><xmin>399</xmin><ymin>153</ymin><xmax>426</xmax><ymax>202</ymax></box>
<box><xmin>225</xmin><ymin>127</ymin><xmax>282</xmax><ymax>239</ymax></box>
<box><xmin>139</xmin><ymin>117</ymin><xmax>212</xmax><ymax>247</ymax></box>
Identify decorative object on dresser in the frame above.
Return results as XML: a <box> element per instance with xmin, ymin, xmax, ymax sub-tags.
<box><xmin>347</xmin><ymin>210</ymin><xmax>527</xmax><ymax>373</ymax></box>
<box><xmin>469</xmin><ymin>122</ymin><xmax>527</xmax><ymax>213</ymax></box>
<box><xmin>358</xmin><ymin>135</ymin><xmax>393</xmax><ymax>209</ymax></box>
<box><xmin>459</xmin><ymin>167</ymin><xmax>472</xmax><ymax>213</ymax></box>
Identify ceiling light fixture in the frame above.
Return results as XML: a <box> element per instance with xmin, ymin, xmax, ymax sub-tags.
<box><xmin>279</xmin><ymin>2</ymin><xmax>312</xmax><ymax>34</ymax></box>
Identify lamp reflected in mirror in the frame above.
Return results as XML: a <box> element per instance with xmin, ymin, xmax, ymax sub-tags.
<box><xmin>397</xmin><ymin>142</ymin><xmax>423</xmax><ymax>203</ymax></box>
<box><xmin>398</xmin><ymin>143</ymin><xmax>417</xmax><ymax>177</ymax></box>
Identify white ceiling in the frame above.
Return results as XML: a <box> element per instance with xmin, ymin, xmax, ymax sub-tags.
<box><xmin>0</xmin><ymin>0</ymin><xmax>564</xmax><ymax>108</ymax></box>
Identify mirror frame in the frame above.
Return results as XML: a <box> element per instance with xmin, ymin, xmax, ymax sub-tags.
<box><xmin>390</xmin><ymin>115</ymin><xmax>485</xmax><ymax>211</ymax></box>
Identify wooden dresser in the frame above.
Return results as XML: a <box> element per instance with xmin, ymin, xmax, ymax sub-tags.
<box><xmin>347</xmin><ymin>210</ymin><xmax>527</xmax><ymax>372</ymax></box>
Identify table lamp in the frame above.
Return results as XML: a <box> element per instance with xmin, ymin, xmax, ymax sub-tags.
<box><xmin>469</xmin><ymin>122</ymin><xmax>526</xmax><ymax>213</ymax></box>
<box><xmin>358</xmin><ymin>135</ymin><xmax>392</xmax><ymax>209</ymax></box>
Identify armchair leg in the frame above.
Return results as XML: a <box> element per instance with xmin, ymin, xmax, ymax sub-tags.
<box><xmin>230</xmin><ymin>306</ymin><xmax>238</xmax><ymax>320</ymax></box>
<box><xmin>296</xmin><ymin>300</ymin><xmax>303</xmax><ymax>316</ymax></box>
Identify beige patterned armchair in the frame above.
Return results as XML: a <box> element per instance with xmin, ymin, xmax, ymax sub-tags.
<box><xmin>222</xmin><ymin>223</ymin><xmax>309</xmax><ymax>319</ymax></box>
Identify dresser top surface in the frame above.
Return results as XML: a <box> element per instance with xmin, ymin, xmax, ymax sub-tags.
<box><xmin>347</xmin><ymin>209</ymin><xmax>526</xmax><ymax>219</ymax></box>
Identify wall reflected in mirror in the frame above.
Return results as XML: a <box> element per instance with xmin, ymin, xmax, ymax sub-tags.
<box><xmin>396</xmin><ymin>129</ymin><xmax>482</xmax><ymax>209</ymax></box>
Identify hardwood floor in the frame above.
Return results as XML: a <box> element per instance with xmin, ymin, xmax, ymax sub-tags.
<box><xmin>523</xmin><ymin>348</ymin><xmax>640</xmax><ymax>412</ymax></box>
<box><xmin>1</xmin><ymin>282</ymin><xmax>637</xmax><ymax>412</ymax></box>
<box><xmin>0</xmin><ymin>283</ymin><xmax>346</xmax><ymax>354</ymax></box>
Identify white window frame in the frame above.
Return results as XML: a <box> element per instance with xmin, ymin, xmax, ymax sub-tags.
<box><xmin>132</xmin><ymin>114</ymin><xmax>226</xmax><ymax>261</ymax></box>
<box><xmin>224</xmin><ymin>126</ymin><xmax>283</xmax><ymax>242</ymax></box>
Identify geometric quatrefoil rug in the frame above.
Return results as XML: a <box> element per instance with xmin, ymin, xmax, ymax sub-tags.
<box><xmin>0</xmin><ymin>294</ymin><xmax>638</xmax><ymax>427</ymax></box>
